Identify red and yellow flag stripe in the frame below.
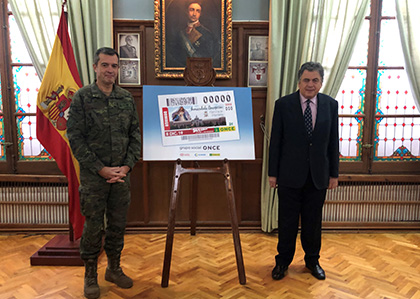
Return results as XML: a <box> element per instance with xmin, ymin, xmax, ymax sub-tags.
<box><xmin>36</xmin><ymin>8</ymin><xmax>84</xmax><ymax>240</ymax></box>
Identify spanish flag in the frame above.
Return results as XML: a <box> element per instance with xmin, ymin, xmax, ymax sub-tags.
<box><xmin>36</xmin><ymin>7</ymin><xmax>84</xmax><ymax>240</ymax></box>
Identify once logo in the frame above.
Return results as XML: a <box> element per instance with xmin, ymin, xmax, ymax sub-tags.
<box><xmin>203</xmin><ymin>145</ymin><xmax>220</xmax><ymax>151</ymax></box>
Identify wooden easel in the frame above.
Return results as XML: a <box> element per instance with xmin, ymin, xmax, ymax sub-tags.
<box><xmin>161</xmin><ymin>159</ymin><xmax>246</xmax><ymax>287</ymax></box>
<box><xmin>161</xmin><ymin>58</ymin><xmax>246</xmax><ymax>287</ymax></box>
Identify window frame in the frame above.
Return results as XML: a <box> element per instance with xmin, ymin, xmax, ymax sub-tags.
<box><xmin>0</xmin><ymin>1</ymin><xmax>60</xmax><ymax>175</ymax></box>
<box><xmin>339</xmin><ymin>0</ymin><xmax>420</xmax><ymax>174</ymax></box>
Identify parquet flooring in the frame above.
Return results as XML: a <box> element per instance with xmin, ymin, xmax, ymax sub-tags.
<box><xmin>0</xmin><ymin>232</ymin><xmax>419</xmax><ymax>298</ymax></box>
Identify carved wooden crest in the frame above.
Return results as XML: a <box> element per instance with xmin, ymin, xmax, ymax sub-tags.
<box><xmin>183</xmin><ymin>57</ymin><xmax>216</xmax><ymax>86</ymax></box>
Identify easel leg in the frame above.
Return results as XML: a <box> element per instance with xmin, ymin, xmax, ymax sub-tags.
<box><xmin>161</xmin><ymin>164</ymin><xmax>182</xmax><ymax>287</ymax></box>
<box><xmin>190</xmin><ymin>174</ymin><xmax>198</xmax><ymax>236</ymax></box>
<box><xmin>161</xmin><ymin>160</ymin><xmax>246</xmax><ymax>287</ymax></box>
<box><xmin>224</xmin><ymin>161</ymin><xmax>246</xmax><ymax>285</ymax></box>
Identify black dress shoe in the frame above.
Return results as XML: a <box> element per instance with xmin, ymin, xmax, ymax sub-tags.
<box><xmin>306</xmin><ymin>264</ymin><xmax>326</xmax><ymax>280</ymax></box>
<box><xmin>272</xmin><ymin>265</ymin><xmax>288</xmax><ymax>280</ymax></box>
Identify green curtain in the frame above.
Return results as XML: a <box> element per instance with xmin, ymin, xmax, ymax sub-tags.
<box><xmin>395</xmin><ymin>0</ymin><xmax>420</xmax><ymax>110</ymax></box>
<box><xmin>9</xmin><ymin>0</ymin><xmax>112</xmax><ymax>85</ymax></box>
<box><xmin>261</xmin><ymin>0</ymin><xmax>311</xmax><ymax>233</ymax></box>
<box><xmin>261</xmin><ymin>0</ymin><xmax>368</xmax><ymax>232</ymax></box>
<box><xmin>9</xmin><ymin>0</ymin><xmax>63</xmax><ymax>79</ymax></box>
<box><xmin>313</xmin><ymin>0</ymin><xmax>369</xmax><ymax>96</ymax></box>
<box><xmin>67</xmin><ymin>0</ymin><xmax>113</xmax><ymax>85</ymax></box>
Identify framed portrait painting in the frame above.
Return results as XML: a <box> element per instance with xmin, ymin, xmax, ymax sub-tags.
<box><xmin>118</xmin><ymin>33</ymin><xmax>141</xmax><ymax>86</ymax></box>
<box><xmin>154</xmin><ymin>0</ymin><xmax>232</xmax><ymax>79</ymax></box>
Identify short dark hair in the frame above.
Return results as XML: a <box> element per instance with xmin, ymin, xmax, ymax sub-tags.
<box><xmin>298</xmin><ymin>62</ymin><xmax>324</xmax><ymax>82</ymax></box>
<box><xmin>93</xmin><ymin>47</ymin><xmax>119</xmax><ymax>65</ymax></box>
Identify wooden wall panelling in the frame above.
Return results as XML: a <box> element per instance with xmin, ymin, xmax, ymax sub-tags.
<box><xmin>113</xmin><ymin>20</ymin><xmax>269</xmax><ymax>231</ymax></box>
<box><xmin>251</xmin><ymin>90</ymin><xmax>267</xmax><ymax>159</ymax></box>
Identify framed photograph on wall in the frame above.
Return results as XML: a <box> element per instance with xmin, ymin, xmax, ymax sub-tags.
<box><xmin>119</xmin><ymin>60</ymin><xmax>140</xmax><ymax>85</ymax></box>
<box><xmin>248</xmin><ymin>62</ymin><xmax>268</xmax><ymax>87</ymax></box>
<box><xmin>248</xmin><ymin>36</ymin><xmax>268</xmax><ymax>87</ymax></box>
<box><xmin>154</xmin><ymin>0</ymin><xmax>232</xmax><ymax>79</ymax></box>
<box><xmin>117</xmin><ymin>33</ymin><xmax>141</xmax><ymax>86</ymax></box>
<box><xmin>118</xmin><ymin>33</ymin><xmax>140</xmax><ymax>59</ymax></box>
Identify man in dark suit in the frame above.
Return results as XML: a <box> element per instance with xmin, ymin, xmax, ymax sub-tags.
<box><xmin>268</xmin><ymin>62</ymin><xmax>339</xmax><ymax>281</ymax></box>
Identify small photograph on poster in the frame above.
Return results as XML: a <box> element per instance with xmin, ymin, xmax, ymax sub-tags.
<box><xmin>158</xmin><ymin>90</ymin><xmax>239</xmax><ymax>146</ymax></box>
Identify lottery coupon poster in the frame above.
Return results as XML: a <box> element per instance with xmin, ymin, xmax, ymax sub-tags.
<box><xmin>143</xmin><ymin>85</ymin><xmax>255</xmax><ymax>161</ymax></box>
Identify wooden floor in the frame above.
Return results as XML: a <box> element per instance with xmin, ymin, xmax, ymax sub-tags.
<box><xmin>0</xmin><ymin>232</ymin><xmax>419</xmax><ymax>298</ymax></box>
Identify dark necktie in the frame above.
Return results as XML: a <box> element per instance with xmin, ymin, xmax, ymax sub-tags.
<box><xmin>304</xmin><ymin>99</ymin><xmax>312</xmax><ymax>138</ymax></box>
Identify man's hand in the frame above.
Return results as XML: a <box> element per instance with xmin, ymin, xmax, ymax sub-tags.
<box><xmin>328</xmin><ymin>177</ymin><xmax>338</xmax><ymax>189</ymax></box>
<box><xmin>269</xmin><ymin>176</ymin><xmax>277</xmax><ymax>188</ymax></box>
<box><xmin>98</xmin><ymin>166</ymin><xmax>130</xmax><ymax>183</ymax></box>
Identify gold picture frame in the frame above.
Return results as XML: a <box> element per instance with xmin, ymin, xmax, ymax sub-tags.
<box><xmin>154</xmin><ymin>0</ymin><xmax>232</xmax><ymax>79</ymax></box>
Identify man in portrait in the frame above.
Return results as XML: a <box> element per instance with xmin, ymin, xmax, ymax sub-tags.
<box><xmin>120</xmin><ymin>35</ymin><xmax>137</xmax><ymax>59</ymax></box>
<box><xmin>250</xmin><ymin>41</ymin><xmax>267</xmax><ymax>61</ymax></box>
<box><xmin>166</xmin><ymin>0</ymin><xmax>220</xmax><ymax>68</ymax></box>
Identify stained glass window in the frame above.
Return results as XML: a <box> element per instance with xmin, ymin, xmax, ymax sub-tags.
<box><xmin>337</xmin><ymin>69</ymin><xmax>366</xmax><ymax>161</ymax></box>
<box><xmin>337</xmin><ymin>18</ymin><xmax>369</xmax><ymax>161</ymax></box>
<box><xmin>9</xmin><ymin>15</ymin><xmax>31</xmax><ymax>64</ymax></box>
<box><xmin>9</xmin><ymin>15</ymin><xmax>51</xmax><ymax>160</ymax></box>
<box><xmin>374</xmin><ymin>4</ymin><xmax>420</xmax><ymax>161</ymax></box>
<box><xmin>338</xmin><ymin>0</ymin><xmax>420</xmax><ymax>163</ymax></box>
<box><xmin>375</xmin><ymin>71</ymin><xmax>420</xmax><ymax>160</ymax></box>
<box><xmin>348</xmin><ymin>20</ymin><xmax>369</xmax><ymax>67</ymax></box>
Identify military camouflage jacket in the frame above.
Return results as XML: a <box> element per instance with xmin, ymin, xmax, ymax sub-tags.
<box><xmin>67</xmin><ymin>83</ymin><xmax>141</xmax><ymax>174</ymax></box>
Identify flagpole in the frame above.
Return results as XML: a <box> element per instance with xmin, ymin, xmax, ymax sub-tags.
<box><xmin>69</xmin><ymin>221</ymin><xmax>74</xmax><ymax>242</ymax></box>
<box><xmin>61</xmin><ymin>0</ymin><xmax>74</xmax><ymax>244</ymax></box>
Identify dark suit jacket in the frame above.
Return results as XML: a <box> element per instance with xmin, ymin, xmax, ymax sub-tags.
<box><xmin>268</xmin><ymin>91</ymin><xmax>339</xmax><ymax>190</ymax></box>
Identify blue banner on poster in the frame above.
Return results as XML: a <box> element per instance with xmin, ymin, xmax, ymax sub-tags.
<box><xmin>143</xmin><ymin>85</ymin><xmax>255</xmax><ymax>161</ymax></box>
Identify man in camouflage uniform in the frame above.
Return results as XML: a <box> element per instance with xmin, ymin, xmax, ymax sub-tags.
<box><xmin>67</xmin><ymin>47</ymin><xmax>141</xmax><ymax>299</ymax></box>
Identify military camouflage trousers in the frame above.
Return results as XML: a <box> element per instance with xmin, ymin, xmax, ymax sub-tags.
<box><xmin>79</xmin><ymin>174</ymin><xmax>131</xmax><ymax>261</ymax></box>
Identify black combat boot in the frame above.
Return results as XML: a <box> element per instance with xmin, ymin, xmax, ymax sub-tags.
<box><xmin>84</xmin><ymin>259</ymin><xmax>100</xmax><ymax>299</ymax></box>
<box><xmin>104</xmin><ymin>256</ymin><xmax>133</xmax><ymax>288</ymax></box>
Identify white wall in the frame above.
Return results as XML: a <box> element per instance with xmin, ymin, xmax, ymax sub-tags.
<box><xmin>113</xmin><ymin>0</ymin><xmax>269</xmax><ymax>21</ymax></box>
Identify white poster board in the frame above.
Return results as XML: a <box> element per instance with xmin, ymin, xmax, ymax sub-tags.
<box><xmin>143</xmin><ymin>86</ymin><xmax>255</xmax><ymax>161</ymax></box>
